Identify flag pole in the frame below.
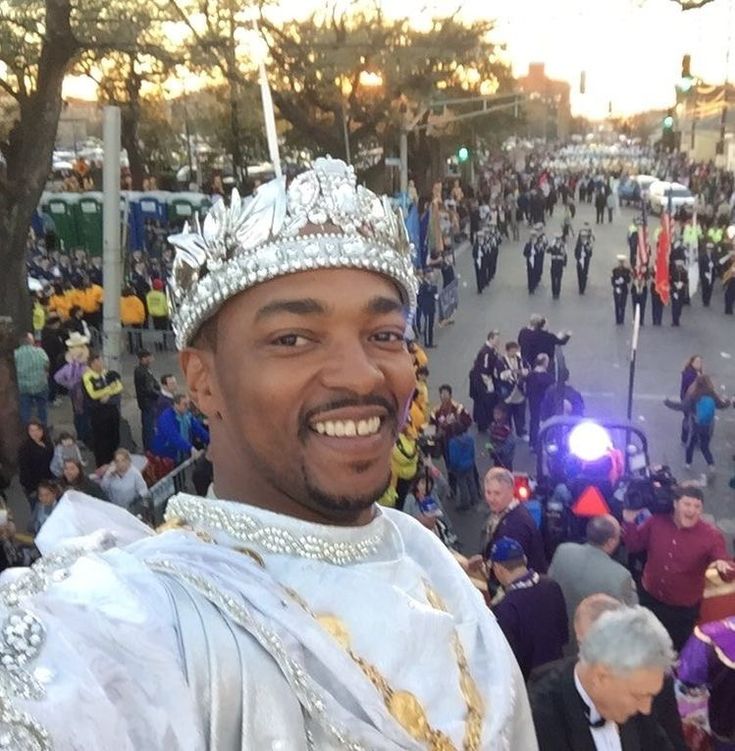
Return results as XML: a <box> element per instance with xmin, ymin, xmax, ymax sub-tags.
<box><xmin>627</xmin><ymin>303</ymin><xmax>641</xmax><ymax>421</ymax></box>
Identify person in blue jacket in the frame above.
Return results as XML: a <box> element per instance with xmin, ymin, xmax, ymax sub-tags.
<box><xmin>152</xmin><ymin>393</ymin><xmax>209</xmax><ymax>464</ymax></box>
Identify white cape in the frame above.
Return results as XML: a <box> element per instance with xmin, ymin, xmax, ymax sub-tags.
<box><xmin>1</xmin><ymin>491</ymin><xmax>538</xmax><ymax>751</ymax></box>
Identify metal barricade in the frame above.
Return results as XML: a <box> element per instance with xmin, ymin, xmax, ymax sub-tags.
<box><xmin>146</xmin><ymin>455</ymin><xmax>198</xmax><ymax>525</ymax></box>
<box><xmin>120</xmin><ymin>326</ymin><xmax>177</xmax><ymax>354</ymax></box>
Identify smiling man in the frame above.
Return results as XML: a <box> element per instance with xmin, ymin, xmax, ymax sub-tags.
<box><xmin>622</xmin><ymin>484</ymin><xmax>734</xmax><ymax>651</ymax></box>
<box><xmin>6</xmin><ymin>158</ymin><xmax>537</xmax><ymax>750</ymax></box>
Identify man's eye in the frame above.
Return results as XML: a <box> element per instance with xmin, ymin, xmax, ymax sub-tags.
<box><xmin>372</xmin><ymin>331</ymin><xmax>406</xmax><ymax>343</ymax></box>
<box><xmin>273</xmin><ymin>334</ymin><xmax>306</xmax><ymax>347</ymax></box>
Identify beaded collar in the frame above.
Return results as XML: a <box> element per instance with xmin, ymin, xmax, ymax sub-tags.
<box><xmin>164</xmin><ymin>493</ymin><xmax>403</xmax><ymax>566</ymax></box>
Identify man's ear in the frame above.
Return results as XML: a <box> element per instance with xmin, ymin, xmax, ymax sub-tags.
<box><xmin>179</xmin><ymin>348</ymin><xmax>223</xmax><ymax>418</ymax></box>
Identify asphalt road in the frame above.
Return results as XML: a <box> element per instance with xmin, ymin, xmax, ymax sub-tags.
<box><xmin>426</xmin><ymin>198</ymin><xmax>735</xmax><ymax>555</ymax></box>
<box><xmin>12</xmin><ymin>198</ymin><xmax>734</xmax><ymax>553</ymax></box>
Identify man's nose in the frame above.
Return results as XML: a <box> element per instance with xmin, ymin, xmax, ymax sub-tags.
<box><xmin>321</xmin><ymin>338</ymin><xmax>385</xmax><ymax>394</ymax></box>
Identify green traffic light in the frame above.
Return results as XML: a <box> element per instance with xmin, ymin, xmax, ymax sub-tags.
<box><xmin>457</xmin><ymin>146</ymin><xmax>470</xmax><ymax>162</ymax></box>
<box><xmin>663</xmin><ymin>116</ymin><xmax>674</xmax><ymax>129</ymax></box>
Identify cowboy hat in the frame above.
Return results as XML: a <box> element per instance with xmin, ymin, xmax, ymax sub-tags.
<box><xmin>65</xmin><ymin>332</ymin><xmax>90</xmax><ymax>347</ymax></box>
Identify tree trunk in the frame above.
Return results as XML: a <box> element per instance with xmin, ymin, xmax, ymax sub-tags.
<box><xmin>121</xmin><ymin>58</ymin><xmax>145</xmax><ymax>190</ymax></box>
<box><xmin>122</xmin><ymin>107</ymin><xmax>146</xmax><ymax>191</ymax></box>
<box><xmin>0</xmin><ymin>0</ymin><xmax>78</xmax><ymax>473</ymax></box>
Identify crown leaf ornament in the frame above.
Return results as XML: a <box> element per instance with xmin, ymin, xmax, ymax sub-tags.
<box><xmin>167</xmin><ymin>157</ymin><xmax>417</xmax><ymax>348</ymax></box>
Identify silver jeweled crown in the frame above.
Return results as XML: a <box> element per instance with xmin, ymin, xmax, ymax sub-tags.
<box><xmin>167</xmin><ymin>157</ymin><xmax>417</xmax><ymax>348</ymax></box>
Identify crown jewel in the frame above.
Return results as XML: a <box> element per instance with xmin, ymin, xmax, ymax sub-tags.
<box><xmin>167</xmin><ymin>157</ymin><xmax>417</xmax><ymax>348</ymax></box>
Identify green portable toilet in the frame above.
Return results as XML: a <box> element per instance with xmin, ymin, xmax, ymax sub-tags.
<box><xmin>47</xmin><ymin>194</ymin><xmax>81</xmax><ymax>251</ymax></box>
<box><xmin>199</xmin><ymin>197</ymin><xmax>213</xmax><ymax>219</ymax></box>
<box><xmin>78</xmin><ymin>195</ymin><xmax>104</xmax><ymax>256</ymax></box>
<box><xmin>168</xmin><ymin>197</ymin><xmax>195</xmax><ymax>229</ymax></box>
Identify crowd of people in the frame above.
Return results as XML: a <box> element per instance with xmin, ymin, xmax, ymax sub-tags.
<box><xmin>386</xmin><ymin>331</ymin><xmax>734</xmax><ymax>749</ymax></box>
<box><xmin>12</xmin><ymin>329</ymin><xmax>210</xmax><ymax>546</ymax></box>
<box><xmin>4</xmin><ymin>146</ymin><xmax>735</xmax><ymax>751</ymax></box>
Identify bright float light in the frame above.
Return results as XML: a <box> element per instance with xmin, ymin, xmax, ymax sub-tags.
<box><xmin>359</xmin><ymin>71</ymin><xmax>383</xmax><ymax>88</ymax></box>
<box><xmin>568</xmin><ymin>422</ymin><xmax>612</xmax><ymax>463</ymax></box>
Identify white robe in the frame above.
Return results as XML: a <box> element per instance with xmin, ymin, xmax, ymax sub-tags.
<box><xmin>2</xmin><ymin>491</ymin><xmax>538</xmax><ymax>751</ymax></box>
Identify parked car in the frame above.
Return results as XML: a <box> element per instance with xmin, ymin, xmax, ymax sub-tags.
<box><xmin>618</xmin><ymin>177</ymin><xmax>641</xmax><ymax>206</ymax></box>
<box><xmin>633</xmin><ymin>174</ymin><xmax>657</xmax><ymax>201</ymax></box>
<box><xmin>647</xmin><ymin>180</ymin><xmax>695</xmax><ymax>215</ymax></box>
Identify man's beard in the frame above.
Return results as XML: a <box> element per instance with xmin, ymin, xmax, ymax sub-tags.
<box><xmin>301</xmin><ymin>461</ymin><xmax>391</xmax><ymax>518</ymax></box>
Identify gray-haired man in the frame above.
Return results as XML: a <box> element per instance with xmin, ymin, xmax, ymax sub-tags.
<box><xmin>529</xmin><ymin>606</ymin><xmax>676</xmax><ymax>750</ymax></box>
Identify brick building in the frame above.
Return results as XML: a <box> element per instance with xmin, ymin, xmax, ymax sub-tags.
<box><xmin>517</xmin><ymin>63</ymin><xmax>571</xmax><ymax>141</ymax></box>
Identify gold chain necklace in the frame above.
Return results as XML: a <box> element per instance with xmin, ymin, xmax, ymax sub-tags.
<box><xmin>286</xmin><ymin>584</ymin><xmax>484</xmax><ymax>751</ymax></box>
<box><xmin>159</xmin><ymin>517</ymin><xmax>484</xmax><ymax>750</ymax></box>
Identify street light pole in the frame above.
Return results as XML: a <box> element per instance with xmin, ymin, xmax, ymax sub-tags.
<box><xmin>399</xmin><ymin>128</ymin><xmax>408</xmax><ymax>193</ymax></box>
<box><xmin>102</xmin><ymin>106</ymin><xmax>122</xmax><ymax>375</ymax></box>
<box><xmin>342</xmin><ymin>104</ymin><xmax>351</xmax><ymax>165</ymax></box>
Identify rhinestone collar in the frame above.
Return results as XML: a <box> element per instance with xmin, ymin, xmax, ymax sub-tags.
<box><xmin>165</xmin><ymin>494</ymin><xmax>402</xmax><ymax>566</ymax></box>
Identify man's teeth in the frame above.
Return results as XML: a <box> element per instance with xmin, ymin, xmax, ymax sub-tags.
<box><xmin>313</xmin><ymin>417</ymin><xmax>382</xmax><ymax>437</ymax></box>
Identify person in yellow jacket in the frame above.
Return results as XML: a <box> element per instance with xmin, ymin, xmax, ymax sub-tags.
<box><xmin>390</xmin><ymin>430</ymin><xmax>419</xmax><ymax>510</ymax></box>
<box><xmin>146</xmin><ymin>278</ymin><xmax>169</xmax><ymax>330</ymax></box>
<box><xmin>48</xmin><ymin>284</ymin><xmax>73</xmax><ymax>320</ymax></box>
<box><xmin>82</xmin><ymin>353</ymin><xmax>123</xmax><ymax>466</ymax></box>
<box><xmin>121</xmin><ymin>287</ymin><xmax>147</xmax><ymax>353</ymax></box>
<box><xmin>120</xmin><ymin>287</ymin><xmax>146</xmax><ymax>326</ymax></box>
<box><xmin>65</xmin><ymin>285</ymin><xmax>84</xmax><ymax>311</ymax></box>
<box><xmin>32</xmin><ymin>294</ymin><xmax>46</xmax><ymax>340</ymax></box>
<box><xmin>78</xmin><ymin>278</ymin><xmax>104</xmax><ymax>330</ymax></box>
<box><xmin>408</xmin><ymin>339</ymin><xmax>428</xmax><ymax>370</ymax></box>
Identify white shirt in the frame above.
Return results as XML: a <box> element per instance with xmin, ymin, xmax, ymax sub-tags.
<box><xmin>574</xmin><ymin>667</ymin><xmax>622</xmax><ymax>751</ymax></box>
<box><xmin>3</xmin><ymin>491</ymin><xmax>539</xmax><ymax>751</ymax></box>
<box><xmin>100</xmin><ymin>465</ymin><xmax>148</xmax><ymax>508</ymax></box>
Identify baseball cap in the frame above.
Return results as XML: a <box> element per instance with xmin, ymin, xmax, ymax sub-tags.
<box><xmin>488</xmin><ymin>536</ymin><xmax>525</xmax><ymax>563</ymax></box>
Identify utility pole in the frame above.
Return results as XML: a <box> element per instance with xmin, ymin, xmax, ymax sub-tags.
<box><xmin>399</xmin><ymin>128</ymin><xmax>408</xmax><ymax>193</ymax></box>
<box><xmin>399</xmin><ymin>93</ymin><xmax>523</xmax><ymax>194</ymax></box>
<box><xmin>102</xmin><ymin>107</ymin><xmax>122</xmax><ymax>375</ymax></box>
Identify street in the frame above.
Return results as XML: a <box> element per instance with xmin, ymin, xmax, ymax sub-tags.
<box><xmin>429</xmin><ymin>198</ymin><xmax>735</xmax><ymax>554</ymax></box>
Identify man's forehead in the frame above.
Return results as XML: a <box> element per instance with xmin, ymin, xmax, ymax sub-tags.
<box><xmin>236</xmin><ymin>269</ymin><xmax>407</xmax><ymax>319</ymax></box>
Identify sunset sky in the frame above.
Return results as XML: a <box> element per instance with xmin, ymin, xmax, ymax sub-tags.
<box><xmin>62</xmin><ymin>0</ymin><xmax>735</xmax><ymax>120</ymax></box>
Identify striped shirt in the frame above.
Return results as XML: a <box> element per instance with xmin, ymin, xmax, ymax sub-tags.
<box><xmin>14</xmin><ymin>344</ymin><xmax>49</xmax><ymax>394</ymax></box>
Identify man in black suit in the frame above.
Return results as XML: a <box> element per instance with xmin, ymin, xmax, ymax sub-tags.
<box><xmin>529</xmin><ymin>605</ymin><xmax>675</xmax><ymax>750</ymax></box>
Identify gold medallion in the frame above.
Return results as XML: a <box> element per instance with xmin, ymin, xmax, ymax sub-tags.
<box><xmin>389</xmin><ymin>690</ymin><xmax>431</xmax><ymax>739</ymax></box>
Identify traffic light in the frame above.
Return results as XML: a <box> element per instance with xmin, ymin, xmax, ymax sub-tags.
<box><xmin>457</xmin><ymin>145</ymin><xmax>470</xmax><ymax>163</ymax></box>
<box><xmin>662</xmin><ymin>109</ymin><xmax>676</xmax><ymax>151</ymax></box>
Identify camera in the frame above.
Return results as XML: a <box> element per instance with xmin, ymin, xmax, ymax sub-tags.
<box><xmin>417</xmin><ymin>433</ymin><xmax>440</xmax><ymax>459</ymax></box>
<box><xmin>623</xmin><ymin>465</ymin><xmax>677</xmax><ymax>515</ymax></box>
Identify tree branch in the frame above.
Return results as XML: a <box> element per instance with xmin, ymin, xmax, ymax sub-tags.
<box><xmin>0</xmin><ymin>77</ymin><xmax>21</xmax><ymax>103</ymax></box>
<box><xmin>670</xmin><ymin>0</ymin><xmax>718</xmax><ymax>8</ymax></box>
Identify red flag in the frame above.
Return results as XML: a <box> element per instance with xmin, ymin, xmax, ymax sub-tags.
<box><xmin>655</xmin><ymin>212</ymin><xmax>671</xmax><ymax>305</ymax></box>
<box><xmin>635</xmin><ymin>223</ymin><xmax>649</xmax><ymax>280</ymax></box>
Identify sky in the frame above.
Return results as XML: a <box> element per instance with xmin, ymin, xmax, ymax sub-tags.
<box><xmin>63</xmin><ymin>0</ymin><xmax>735</xmax><ymax>120</ymax></box>
<box><xmin>419</xmin><ymin>0</ymin><xmax>735</xmax><ymax>118</ymax></box>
